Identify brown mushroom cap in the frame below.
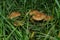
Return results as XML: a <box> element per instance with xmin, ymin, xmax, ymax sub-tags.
<box><xmin>30</xmin><ymin>10</ymin><xmax>46</xmax><ymax>21</ymax></box>
<box><xmin>32</xmin><ymin>13</ymin><xmax>46</xmax><ymax>21</ymax></box>
<box><xmin>29</xmin><ymin>10</ymin><xmax>40</xmax><ymax>16</ymax></box>
<box><xmin>44</xmin><ymin>16</ymin><xmax>53</xmax><ymax>21</ymax></box>
<box><xmin>8</xmin><ymin>11</ymin><xmax>21</xmax><ymax>19</ymax></box>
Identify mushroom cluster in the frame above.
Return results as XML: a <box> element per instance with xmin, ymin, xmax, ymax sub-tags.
<box><xmin>29</xmin><ymin>10</ymin><xmax>53</xmax><ymax>21</ymax></box>
<box><xmin>8</xmin><ymin>10</ymin><xmax>53</xmax><ymax>26</ymax></box>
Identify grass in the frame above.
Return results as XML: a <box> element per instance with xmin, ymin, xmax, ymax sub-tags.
<box><xmin>0</xmin><ymin>0</ymin><xmax>60</xmax><ymax>40</ymax></box>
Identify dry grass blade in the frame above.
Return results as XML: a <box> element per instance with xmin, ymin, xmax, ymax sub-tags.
<box><xmin>58</xmin><ymin>31</ymin><xmax>60</xmax><ymax>38</ymax></box>
<box><xmin>13</xmin><ymin>21</ymin><xmax>24</xmax><ymax>26</ymax></box>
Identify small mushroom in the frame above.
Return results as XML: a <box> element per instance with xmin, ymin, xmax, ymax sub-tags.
<box><xmin>8</xmin><ymin>11</ymin><xmax>21</xmax><ymax>19</ymax></box>
<box><xmin>44</xmin><ymin>16</ymin><xmax>53</xmax><ymax>21</ymax></box>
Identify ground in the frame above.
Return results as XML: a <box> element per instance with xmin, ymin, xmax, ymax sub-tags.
<box><xmin>0</xmin><ymin>0</ymin><xmax>60</xmax><ymax>40</ymax></box>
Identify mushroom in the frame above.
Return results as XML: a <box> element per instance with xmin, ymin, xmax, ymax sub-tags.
<box><xmin>29</xmin><ymin>10</ymin><xmax>53</xmax><ymax>21</ymax></box>
<box><xmin>8</xmin><ymin>11</ymin><xmax>21</xmax><ymax>19</ymax></box>
<box><xmin>44</xmin><ymin>16</ymin><xmax>53</xmax><ymax>21</ymax></box>
<box><xmin>32</xmin><ymin>13</ymin><xmax>46</xmax><ymax>21</ymax></box>
<box><xmin>30</xmin><ymin>10</ymin><xmax>46</xmax><ymax>21</ymax></box>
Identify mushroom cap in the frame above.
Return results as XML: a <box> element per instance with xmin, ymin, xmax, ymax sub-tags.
<box><xmin>30</xmin><ymin>10</ymin><xmax>40</xmax><ymax>16</ymax></box>
<box><xmin>44</xmin><ymin>16</ymin><xmax>53</xmax><ymax>21</ymax></box>
<box><xmin>32</xmin><ymin>13</ymin><xmax>46</xmax><ymax>21</ymax></box>
<box><xmin>9</xmin><ymin>11</ymin><xmax>21</xmax><ymax>19</ymax></box>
